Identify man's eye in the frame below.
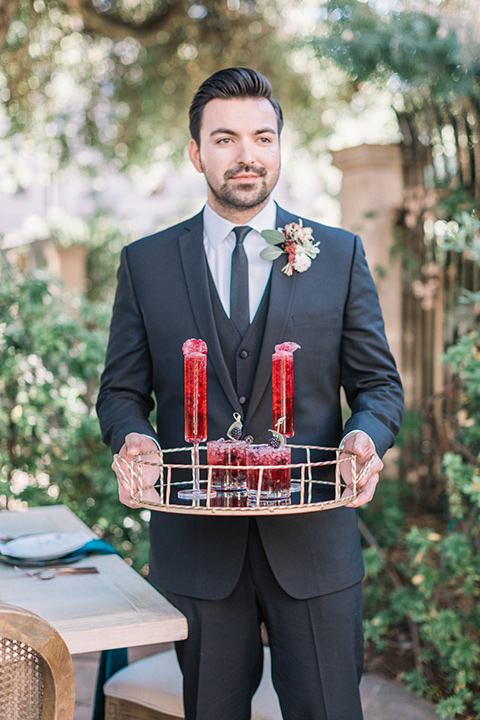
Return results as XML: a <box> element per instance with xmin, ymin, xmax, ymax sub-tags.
<box><xmin>258</xmin><ymin>137</ymin><xmax>272</xmax><ymax>143</ymax></box>
<box><xmin>217</xmin><ymin>137</ymin><xmax>232</xmax><ymax>144</ymax></box>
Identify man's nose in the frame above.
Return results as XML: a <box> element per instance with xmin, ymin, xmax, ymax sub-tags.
<box><xmin>236</xmin><ymin>139</ymin><xmax>256</xmax><ymax>166</ymax></box>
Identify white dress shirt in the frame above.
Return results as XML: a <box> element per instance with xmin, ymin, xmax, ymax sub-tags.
<box><xmin>203</xmin><ymin>199</ymin><xmax>277</xmax><ymax>322</ymax></box>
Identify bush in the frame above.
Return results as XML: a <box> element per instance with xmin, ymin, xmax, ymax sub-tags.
<box><xmin>0</xmin><ymin>252</ymin><xmax>150</xmax><ymax>573</ymax></box>
<box><xmin>361</xmin><ymin>215</ymin><xmax>480</xmax><ymax>718</ymax></box>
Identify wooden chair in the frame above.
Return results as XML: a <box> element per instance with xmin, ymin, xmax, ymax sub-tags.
<box><xmin>0</xmin><ymin>603</ymin><xmax>75</xmax><ymax>720</ymax></box>
<box><xmin>104</xmin><ymin>645</ymin><xmax>283</xmax><ymax>720</ymax></box>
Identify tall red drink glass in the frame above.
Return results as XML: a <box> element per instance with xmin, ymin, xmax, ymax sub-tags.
<box><xmin>184</xmin><ymin>352</ymin><xmax>207</xmax><ymax>443</ymax></box>
<box><xmin>272</xmin><ymin>342</ymin><xmax>300</xmax><ymax>438</ymax></box>
<box><xmin>179</xmin><ymin>339</ymin><xmax>211</xmax><ymax>499</ymax></box>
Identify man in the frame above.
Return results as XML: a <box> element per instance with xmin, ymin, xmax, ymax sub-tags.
<box><xmin>97</xmin><ymin>67</ymin><xmax>403</xmax><ymax>720</ymax></box>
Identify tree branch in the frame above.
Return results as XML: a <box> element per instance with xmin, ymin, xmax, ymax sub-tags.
<box><xmin>61</xmin><ymin>0</ymin><xmax>186</xmax><ymax>45</ymax></box>
<box><xmin>0</xmin><ymin>0</ymin><xmax>22</xmax><ymax>52</ymax></box>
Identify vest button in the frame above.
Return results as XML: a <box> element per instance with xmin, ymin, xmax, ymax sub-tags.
<box><xmin>240</xmin><ymin>350</ymin><xmax>249</xmax><ymax>359</ymax></box>
<box><xmin>239</xmin><ymin>396</ymin><xmax>247</xmax><ymax>405</ymax></box>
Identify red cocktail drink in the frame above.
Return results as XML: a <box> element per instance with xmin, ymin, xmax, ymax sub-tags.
<box><xmin>272</xmin><ymin>351</ymin><xmax>294</xmax><ymax>437</ymax></box>
<box><xmin>184</xmin><ymin>351</ymin><xmax>207</xmax><ymax>443</ymax></box>
<box><xmin>272</xmin><ymin>342</ymin><xmax>300</xmax><ymax>438</ymax></box>
<box><xmin>207</xmin><ymin>440</ymin><xmax>248</xmax><ymax>492</ymax></box>
<box><xmin>246</xmin><ymin>444</ymin><xmax>291</xmax><ymax>499</ymax></box>
<box><xmin>180</xmin><ymin>338</ymin><xmax>210</xmax><ymax>499</ymax></box>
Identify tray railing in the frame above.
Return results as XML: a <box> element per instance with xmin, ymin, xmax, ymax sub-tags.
<box><xmin>113</xmin><ymin>445</ymin><xmax>372</xmax><ymax>515</ymax></box>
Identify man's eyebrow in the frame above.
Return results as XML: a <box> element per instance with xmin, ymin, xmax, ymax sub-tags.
<box><xmin>209</xmin><ymin>126</ymin><xmax>277</xmax><ymax>137</ymax></box>
<box><xmin>209</xmin><ymin>128</ymin><xmax>237</xmax><ymax>137</ymax></box>
<box><xmin>254</xmin><ymin>126</ymin><xmax>277</xmax><ymax>135</ymax></box>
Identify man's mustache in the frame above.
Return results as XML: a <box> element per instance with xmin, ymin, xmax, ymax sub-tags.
<box><xmin>224</xmin><ymin>165</ymin><xmax>267</xmax><ymax>180</ymax></box>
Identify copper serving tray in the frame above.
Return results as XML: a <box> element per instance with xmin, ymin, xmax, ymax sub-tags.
<box><xmin>113</xmin><ymin>445</ymin><xmax>371</xmax><ymax>516</ymax></box>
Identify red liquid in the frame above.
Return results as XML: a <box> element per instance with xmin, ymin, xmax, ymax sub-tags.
<box><xmin>207</xmin><ymin>440</ymin><xmax>248</xmax><ymax>491</ymax></box>
<box><xmin>272</xmin><ymin>351</ymin><xmax>294</xmax><ymax>438</ymax></box>
<box><xmin>246</xmin><ymin>445</ymin><xmax>291</xmax><ymax>499</ymax></box>
<box><xmin>184</xmin><ymin>352</ymin><xmax>207</xmax><ymax>443</ymax></box>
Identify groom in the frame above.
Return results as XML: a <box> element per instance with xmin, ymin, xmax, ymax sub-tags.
<box><xmin>97</xmin><ymin>67</ymin><xmax>404</xmax><ymax>720</ymax></box>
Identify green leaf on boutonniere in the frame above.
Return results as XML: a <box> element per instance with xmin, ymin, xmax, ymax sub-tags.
<box><xmin>261</xmin><ymin>229</ymin><xmax>285</xmax><ymax>245</ymax></box>
<box><xmin>260</xmin><ymin>246</ymin><xmax>284</xmax><ymax>261</ymax></box>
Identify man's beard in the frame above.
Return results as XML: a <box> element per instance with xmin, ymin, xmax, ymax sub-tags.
<box><xmin>203</xmin><ymin>163</ymin><xmax>279</xmax><ymax>211</ymax></box>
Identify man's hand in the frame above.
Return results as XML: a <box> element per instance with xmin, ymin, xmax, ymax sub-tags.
<box><xmin>339</xmin><ymin>431</ymin><xmax>384</xmax><ymax>508</ymax></box>
<box><xmin>112</xmin><ymin>433</ymin><xmax>161</xmax><ymax>508</ymax></box>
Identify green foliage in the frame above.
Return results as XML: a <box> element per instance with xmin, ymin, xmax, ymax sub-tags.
<box><xmin>0</xmin><ymin>252</ymin><xmax>149</xmax><ymax>573</ymax></box>
<box><xmin>308</xmin><ymin>0</ymin><xmax>479</xmax><ymax>108</ymax></box>
<box><xmin>363</xmin><ymin>487</ymin><xmax>480</xmax><ymax>716</ymax></box>
<box><xmin>443</xmin><ymin>328</ymin><xmax>480</xmax><ymax>454</ymax></box>
<box><xmin>442</xmin><ymin>213</ymin><xmax>480</xmax><ymax>309</ymax></box>
<box><xmin>400</xmin><ymin>523</ymin><xmax>480</xmax><ymax>714</ymax></box>
<box><xmin>1</xmin><ymin>0</ymin><xmax>314</xmax><ymax>170</ymax></box>
<box><xmin>362</xmin><ymin>212</ymin><xmax>480</xmax><ymax>717</ymax></box>
<box><xmin>443</xmin><ymin>212</ymin><xmax>480</xmax><ymax>262</ymax></box>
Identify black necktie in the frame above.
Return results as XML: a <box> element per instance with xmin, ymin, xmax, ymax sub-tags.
<box><xmin>230</xmin><ymin>226</ymin><xmax>251</xmax><ymax>336</ymax></box>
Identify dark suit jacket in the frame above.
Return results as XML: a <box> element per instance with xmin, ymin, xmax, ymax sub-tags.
<box><xmin>97</xmin><ymin>205</ymin><xmax>403</xmax><ymax>600</ymax></box>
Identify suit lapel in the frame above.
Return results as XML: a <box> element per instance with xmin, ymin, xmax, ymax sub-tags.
<box><xmin>178</xmin><ymin>212</ymin><xmax>241</xmax><ymax>412</ymax></box>
<box><xmin>244</xmin><ymin>205</ymin><xmax>298</xmax><ymax>427</ymax></box>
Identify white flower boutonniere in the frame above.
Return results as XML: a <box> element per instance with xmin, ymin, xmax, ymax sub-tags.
<box><xmin>260</xmin><ymin>220</ymin><xmax>320</xmax><ymax>276</ymax></box>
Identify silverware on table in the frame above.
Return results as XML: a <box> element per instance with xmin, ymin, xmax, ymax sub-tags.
<box><xmin>14</xmin><ymin>565</ymin><xmax>99</xmax><ymax>580</ymax></box>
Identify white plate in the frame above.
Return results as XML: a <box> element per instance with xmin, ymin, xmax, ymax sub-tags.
<box><xmin>0</xmin><ymin>531</ymin><xmax>92</xmax><ymax>561</ymax></box>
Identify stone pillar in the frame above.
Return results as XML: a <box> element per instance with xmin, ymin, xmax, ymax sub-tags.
<box><xmin>42</xmin><ymin>243</ymin><xmax>88</xmax><ymax>293</ymax></box>
<box><xmin>331</xmin><ymin>144</ymin><xmax>404</xmax><ymax>376</ymax></box>
<box><xmin>332</xmin><ymin>144</ymin><xmax>404</xmax><ymax>474</ymax></box>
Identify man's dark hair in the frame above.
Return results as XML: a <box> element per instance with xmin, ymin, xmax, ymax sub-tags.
<box><xmin>189</xmin><ymin>67</ymin><xmax>284</xmax><ymax>145</ymax></box>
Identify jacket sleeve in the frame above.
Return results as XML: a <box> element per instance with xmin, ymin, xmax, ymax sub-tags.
<box><xmin>340</xmin><ymin>235</ymin><xmax>404</xmax><ymax>457</ymax></box>
<box><xmin>96</xmin><ymin>245</ymin><xmax>157</xmax><ymax>454</ymax></box>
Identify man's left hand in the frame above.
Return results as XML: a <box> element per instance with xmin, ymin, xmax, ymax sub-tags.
<box><xmin>339</xmin><ymin>431</ymin><xmax>384</xmax><ymax>508</ymax></box>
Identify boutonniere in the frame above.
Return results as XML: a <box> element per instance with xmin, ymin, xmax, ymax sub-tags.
<box><xmin>260</xmin><ymin>220</ymin><xmax>320</xmax><ymax>276</ymax></box>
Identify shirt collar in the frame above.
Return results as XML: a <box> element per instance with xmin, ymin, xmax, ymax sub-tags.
<box><xmin>203</xmin><ymin>198</ymin><xmax>277</xmax><ymax>249</ymax></box>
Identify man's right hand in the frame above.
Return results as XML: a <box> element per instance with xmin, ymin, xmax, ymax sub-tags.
<box><xmin>112</xmin><ymin>433</ymin><xmax>161</xmax><ymax>508</ymax></box>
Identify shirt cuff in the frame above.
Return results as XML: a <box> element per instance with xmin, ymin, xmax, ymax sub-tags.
<box><xmin>340</xmin><ymin>430</ymin><xmax>376</xmax><ymax>453</ymax></box>
<box><xmin>141</xmin><ymin>434</ymin><xmax>161</xmax><ymax>450</ymax></box>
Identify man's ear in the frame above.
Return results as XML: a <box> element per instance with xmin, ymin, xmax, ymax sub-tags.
<box><xmin>188</xmin><ymin>138</ymin><xmax>203</xmax><ymax>174</ymax></box>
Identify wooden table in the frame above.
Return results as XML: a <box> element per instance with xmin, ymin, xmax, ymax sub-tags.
<box><xmin>0</xmin><ymin>505</ymin><xmax>188</xmax><ymax>654</ymax></box>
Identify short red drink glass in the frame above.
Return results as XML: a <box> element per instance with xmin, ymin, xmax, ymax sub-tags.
<box><xmin>246</xmin><ymin>444</ymin><xmax>291</xmax><ymax>500</ymax></box>
<box><xmin>207</xmin><ymin>440</ymin><xmax>248</xmax><ymax>492</ymax></box>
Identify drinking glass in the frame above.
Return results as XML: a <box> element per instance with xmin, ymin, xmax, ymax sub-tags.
<box><xmin>246</xmin><ymin>444</ymin><xmax>291</xmax><ymax>500</ymax></box>
<box><xmin>207</xmin><ymin>439</ymin><xmax>248</xmax><ymax>492</ymax></box>
<box><xmin>272</xmin><ymin>342</ymin><xmax>300</xmax><ymax>490</ymax></box>
<box><xmin>178</xmin><ymin>339</ymin><xmax>212</xmax><ymax>499</ymax></box>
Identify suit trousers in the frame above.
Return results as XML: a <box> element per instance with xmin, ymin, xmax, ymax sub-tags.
<box><xmin>165</xmin><ymin>519</ymin><xmax>364</xmax><ymax>720</ymax></box>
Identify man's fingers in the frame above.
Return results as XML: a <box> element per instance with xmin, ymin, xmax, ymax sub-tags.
<box><xmin>345</xmin><ymin>473</ymin><xmax>380</xmax><ymax>508</ymax></box>
<box><xmin>111</xmin><ymin>451</ymin><xmax>140</xmax><ymax>507</ymax></box>
<box><xmin>125</xmin><ymin>433</ymin><xmax>143</xmax><ymax>456</ymax></box>
<box><xmin>125</xmin><ymin>432</ymin><xmax>158</xmax><ymax>456</ymax></box>
<box><xmin>356</xmin><ymin>453</ymin><xmax>383</xmax><ymax>486</ymax></box>
<box><xmin>341</xmin><ymin>430</ymin><xmax>374</xmax><ymax>457</ymax></box>
<box><xmin>340</xmin><ymin>447</ymin><xmax>383</xmax><ymax>485</ymax></box>
<box><xmin>338</xmin><ymin>430</ymin><xmax>384</xmax><ymax>506</ymax></box>
<box><xmin>112</xmin><ymin>436</ymin><xmax>161</xmax><ymax>508</ymax></box>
